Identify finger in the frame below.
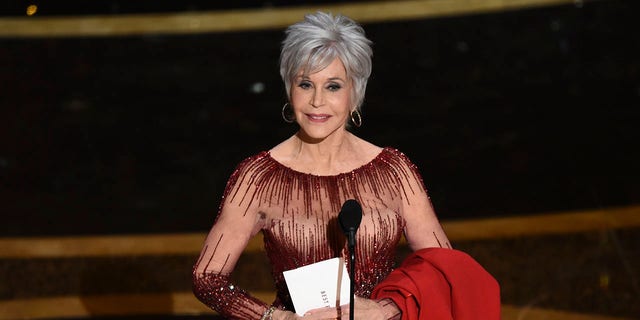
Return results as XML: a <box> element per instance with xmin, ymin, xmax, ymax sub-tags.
<box><xmin>303</xmin><ymin>307</ymin><xmax>340</xmax><ymax>319</ymax></box>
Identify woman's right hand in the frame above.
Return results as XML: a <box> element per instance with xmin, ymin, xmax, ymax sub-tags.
<box><xmin>273</xmin><ymin>308</ymin><xmax>340</xmax><ymax>320</ymax></box>
<box><xmin>272</xmin><ymin>309</ymin><xmax>302</xmax><ymax>320</ymax></box>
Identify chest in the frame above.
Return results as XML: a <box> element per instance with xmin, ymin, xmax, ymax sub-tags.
<box><xmin>261</xmin><ymin>197</ymin><xmax>404</xmax><ymax>260</ymax></box>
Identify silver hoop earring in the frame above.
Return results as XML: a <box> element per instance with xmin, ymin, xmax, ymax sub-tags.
<box><xmin>350</xmin><ymin>109</ymin><xmax>362</xmax><ymax>128</ymax></box>
<box><xmin>281</xmin><ymin>103</ymin><xmax>295</xmax><ymax>123</ymax></box>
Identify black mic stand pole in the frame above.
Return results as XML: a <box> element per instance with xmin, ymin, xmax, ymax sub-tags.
<box><xmin>348</xmin><ymin>229</ymin><xmax>356</xmax><ymax>320</ymax></box>
<box><xmin>338</xmin><ymin>199</ymin><xmax>362</xmax><ymax>320</ymax></box>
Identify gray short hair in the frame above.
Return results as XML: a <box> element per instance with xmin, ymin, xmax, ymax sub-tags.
<box><xmin>279</xmin><ymin>12</ymin><xmax>373</xmax><ymax>110</ymax></box>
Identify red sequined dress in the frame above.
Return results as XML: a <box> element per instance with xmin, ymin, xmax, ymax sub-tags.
<box><xmin>193</xmin><ymin>147</ymin><xmax>449</xmax><ymax>319</ymax></box>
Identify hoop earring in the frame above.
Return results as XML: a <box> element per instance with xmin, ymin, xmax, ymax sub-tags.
<box><xmin>281</xmin><ymin>103</ymin><xmax>295</xmax><ymax>123</ymax></box>
<box><xmin>350</xmin><ymin>109</ymin><xmax>362</xmax><ymax>128</ymax></box>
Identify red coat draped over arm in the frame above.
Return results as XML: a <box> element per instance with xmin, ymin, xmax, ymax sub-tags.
<box><xmin>371</xmin><ymin>248</ymin><xmax>501</xmax><ymax>320</ymax></box>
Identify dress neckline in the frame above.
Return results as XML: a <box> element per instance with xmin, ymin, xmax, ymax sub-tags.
<box><xmin>264</xmin><ymin>147</ymin><xmax>391</xmax><ymax>178</ymax></box>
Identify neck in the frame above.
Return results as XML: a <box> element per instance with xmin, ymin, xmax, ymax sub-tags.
<box><xmin>291</xmin><ymin>130</ymin><xmax>357</xmax><ymax>172</ymax></box>
<box><xmin>296</xmin><ymin>130</ymin><xmax>350</xmax><ymax>153</ymax></box>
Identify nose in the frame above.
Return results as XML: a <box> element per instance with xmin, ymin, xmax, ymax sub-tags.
<box><xmin>310</xmin><ymin>87</ymin><xmax>324</xmax><ymax>108</ymax></box>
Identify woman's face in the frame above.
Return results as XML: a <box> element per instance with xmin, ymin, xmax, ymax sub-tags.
<box><xmin>290</xmin><ymin>58</ymin><xmax>353</xmax><ymax>142</ymax></box>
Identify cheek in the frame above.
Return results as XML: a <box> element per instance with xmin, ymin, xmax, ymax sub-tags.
<box><xmin>290</xmin><ymin>88</ymin><xmax>307</xmax><ymax>105</ymax></box>
<box><xmin>332</xmin><ymin>93</ymin><xmax>352</xmax><ymax>111</ymax></box>
<box><xmin>290</xmin><ymin>99</ymin><xmax>304</xmax><ymax>112</ymax></box>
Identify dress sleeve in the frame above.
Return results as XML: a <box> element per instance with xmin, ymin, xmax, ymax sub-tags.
<box><xmin>192</xmin><ymin>156</ymin><xmax>271</xmax><ymax>319</ymax></box>
<box><xmin>392</xmin><ymin>150</ymin><xmax>451</xmax><ymax>250</ymax></box>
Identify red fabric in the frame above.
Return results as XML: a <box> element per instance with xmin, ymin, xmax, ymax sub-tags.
<box><xmin>371</xmin><ymin>248</ymin><xmax>501</xmax><ymax>320</ymax></box>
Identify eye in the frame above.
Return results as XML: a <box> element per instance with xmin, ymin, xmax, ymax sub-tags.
<box><xmin>297</xmin><ymin>81</ymin><xmax>312</xmax><ymax>90</ymax></box>
<box><xmin>326</xmin><ymin>83</ymin><xmax>342</xmax><ymax>91</ymax></box>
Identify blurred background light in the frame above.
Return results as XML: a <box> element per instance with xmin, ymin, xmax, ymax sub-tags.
<box><xmin>26</xmin><ymin>4</ymin><xmax>38</xmax><ymax>16</ymax></box>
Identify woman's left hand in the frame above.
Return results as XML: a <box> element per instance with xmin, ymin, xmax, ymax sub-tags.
<box><xmin>302</xmin><ymin>297</ymin><xmax>395</xmax><ymax>320</ymax></box>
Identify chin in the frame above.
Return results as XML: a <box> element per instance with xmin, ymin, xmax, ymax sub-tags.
<box><xmin>298</xmin><ymin>131</ymin><xmax>328</xmax><ymax>143</ymax></box>
<box><xmin>298</xmin><ymin>126</ymin><xmax>346</xmax><ymax>143</ymax></box>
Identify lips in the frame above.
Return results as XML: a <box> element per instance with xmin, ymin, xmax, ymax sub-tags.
<box><xmin>306</xmin><ymin>113</ymin><xmax>331</xmax><ymax>122</ymax></box>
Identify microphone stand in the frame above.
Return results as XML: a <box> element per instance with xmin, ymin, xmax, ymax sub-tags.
<box><xmin>347</xmin><ymin>229</ymin><xmax>356</xmax><ymax>320</ymax></box>
<box><xmin>338</xmin><ymin>199</ymin><xmax>362</xmax><ymax>320</ymax></box>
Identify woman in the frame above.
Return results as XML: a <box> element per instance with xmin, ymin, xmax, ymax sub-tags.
<box><xmin>193</xmin><ymin>12</ymin><xmax>457</xmax><ymax>319</ymax></box>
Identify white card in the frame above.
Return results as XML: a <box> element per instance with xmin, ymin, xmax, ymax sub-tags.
<box><xmin>282</xmin><ymin>257</ymin><xmax>351</xmax><ymax>315</ymax></box>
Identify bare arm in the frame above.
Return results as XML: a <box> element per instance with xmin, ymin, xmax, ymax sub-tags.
<box><xmin>397</xmin><ymin>155</ymin><xmax>451</xmax><ymax>250</ymax></box>
<box><xmin>192</xmin><ymin>160</ymin><xmax>276</xmax><ymax>319</ymax></box>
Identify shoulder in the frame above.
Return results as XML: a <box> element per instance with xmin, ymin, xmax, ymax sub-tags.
<box><xmin>378</xmin><ymin>147</ymin><xmax>419</xmax><ymax>169</ymax></box>
<box><xmin>224</xmin><ymin>151</ymin><xmax>276</xmax><ymax>187</ymax></box>
<box><xmin>375</xmin><ymin>147</ymin><xmax>428</xmax><ymax>187</ymax></box>
<box><xmin>240</xmin><ymin>150</ymin><xmax>271</xmax><ymax>165</ymax></box>
<box><xmin>220</xmin><ymin>150</ymin><xmax>281</xmax><ymax>205</ymax></box>
<box><xmin>381</xmin><ymin>147</ymin><xmax>409</xmax><ymax>158</ymax></box>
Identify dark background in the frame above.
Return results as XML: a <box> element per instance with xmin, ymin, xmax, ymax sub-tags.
<box><xmin>1</xmin><ymin>1</ymin><xmax>639</xmax><ymax>318</ymax></box>
<box><xmin>1</xmin><ymin>0</ymin><xmax>639</xmax><ymax>237</ymax></box>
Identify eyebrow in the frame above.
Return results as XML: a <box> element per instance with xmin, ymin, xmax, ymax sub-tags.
<box><xmin>295</xmin><ymin>75</ymin><xmax>347</xmax><ymax>84</ymax></box>
<box><xmin>327</xmin><ymin>77</ymin><xmax>346</xmax><ymax>82</ymax></box>
<box><xmin>297</xmin><ymin>76</ymin><xmax>345</xmax><ymax>81</ymax></box>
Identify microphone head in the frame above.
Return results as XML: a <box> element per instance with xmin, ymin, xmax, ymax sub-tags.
<box><xmin>338</xmin><ymin>199</ymin><xmax>363</xmax><ymax>233</ymax></box>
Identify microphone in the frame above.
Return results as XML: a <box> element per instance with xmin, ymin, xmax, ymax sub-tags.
<box><xmin>338</xmin><ymin>199</ymin><xmax>362</xmax><ymax>320</ymax></box>
<box><xmin>339</xmin><ymin>199</ymin><xmax>363</xmax><ymax>248</ymax></box>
